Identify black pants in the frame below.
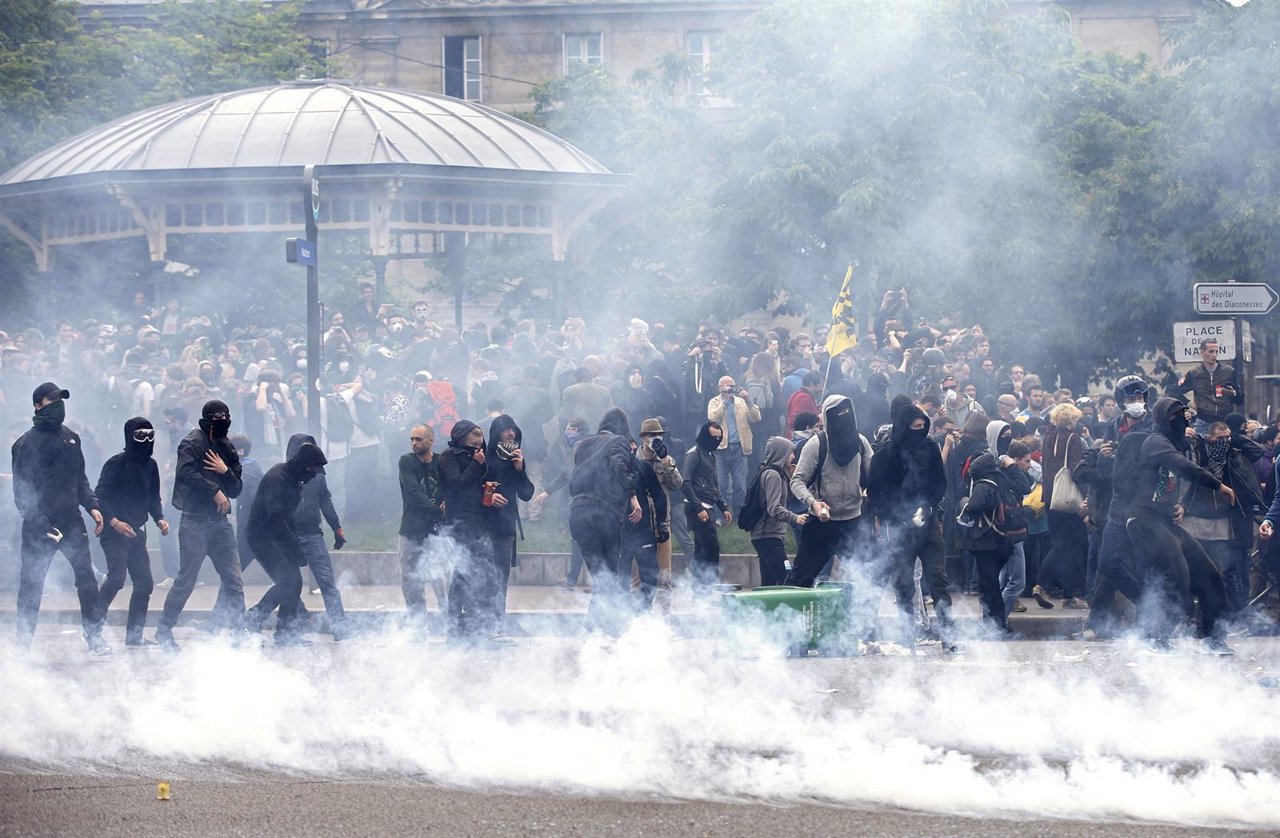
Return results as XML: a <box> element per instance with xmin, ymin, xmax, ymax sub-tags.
<box><xmin>888</xmin><ymin>517</ymin><xmax>953</xmax><ymax>630</ymax></box>
<box><xmin>446</xmin><ymin>518</ymin><xmax>499</xmax><ymax>638</ymax></box>
<box><xmin>684</xmin><ymin>504</ymin><xmax>721</xmax><ymax>589</ymax></box>
<box><xmin>1039</xmin><ymin>511</ymin><xmax>1088</xmax><ymax>598</ymax></box>
<box><xmin>161</xmin><ymin>513</ymin><xmax>244</xmax><ymax>631</ymax></box>
<box><xmin>753</xmin><ymin>537</ymin><xmax>788</xmax><ymax>587</ymax></box>
<box><xmin>491</xmin><ymin>533</ymin><xmax>515</xmax><ymax>628</ymax></box>
<box><xmin>1126</xmin><ymin>514</ymin><xmax>1226</xmax><ymax>639</ymax></box>
<box><xmin>1087</xmin><ymin>519</ymin><xmax>1145</xmax><ymax>632</ymax></box>
<box><xmin>248</xmin><ymin>534</ymin><xmax>305</xmax><ymax>640</ymax></box>
<box><xmin>625</xmin><ymin>535</ymin><xmax>660</xmax><ymax>611</ymax></box>
<box><xmin>973</xmin><ymin>546</ymin><xmax>1013</xmax><ymax>629</ymax></box>
<box><xmin>17</xmin><ymin>516</ymin><xmax>98</xmax><ymax>647</ymax></box>
<box><xmin>570</xmin><ymin>502</ymin><xmax>626</xmax><ymax>634</ymax></box>
<box><xmin>785</xmin><ymin>516</ymin><xmax>863</xmax><ymax>588</ymax></box>
<box><xmin>97</xmin><ymin>528</ymin><xmax>154</xmax><ymax>638</ymax></box>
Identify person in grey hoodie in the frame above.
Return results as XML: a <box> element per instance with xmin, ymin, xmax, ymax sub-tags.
<box><xmin>750</xmin><ymin>436</ymin><xmax>809</xmax><ymax>586</ymax></box>
<box><xmin>785</xmin><ymin>395</ymin><xmax>873</xmax><ymax>588</ymax></box>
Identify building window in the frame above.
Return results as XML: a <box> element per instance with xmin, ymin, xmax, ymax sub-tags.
<box><xmin>686</xmin><ymin>30</ymin><xmax>722</xmax><ymax>95</ymax></box>
<box><xmin>443</xmin><ymin>35</ymin><xmax>482</xmax><ymax>102</ymax></box>
<box><xmin>563</xmin><ymin>33</ymin><xmax>603</xmax><ymax>73</ymax></box>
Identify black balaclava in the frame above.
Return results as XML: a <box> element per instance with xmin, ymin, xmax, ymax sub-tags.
<box><xmin>199</xmin><ymin>399</ymin><xmax>232</xmax><ymax>440</ymax></box>
<box><xmin>124</xmin><ymin>416</ymin><xmax>155</xmax><ymax>460</ymax></box>
<box><xmin>286</xmin><ymin>440</ymin><xmax>328</xmax><ymax>484</ymax></box>
<box><xmin>824</xmin><ymin>396</ymin><xmax>860</xmax><ymax>467</ymax></box>
<box><xmin>33</xmin><ymin>399</ymin><xmax>66</xmax><ymax>431</ymax></box>
<box><xmin>695</xmin><ymin>421</ymin><xmax>721</xmax><ymax>452</ymax></box>
<box><xmin>997</xmin><ymin>427</ymin><xmax>1012</xmax><ymax>456</ymax></box>
<box><xmin>1152</xmin><ymin>396</ymin><xmax>1190</xmax><ymax>452</ymax></box>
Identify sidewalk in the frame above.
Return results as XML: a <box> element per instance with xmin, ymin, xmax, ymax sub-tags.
<box><xmin>0</xmin><ymin>583</ymin><xmax>1087</xmax><ymax>639</ymax></box>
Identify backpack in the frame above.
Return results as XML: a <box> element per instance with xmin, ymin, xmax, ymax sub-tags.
<box><xmin>424</xmin><ymin>380</ymin><xmax>461</xmax><ymax>441</ymax></box>
<box><xmin>737</xmin><ymin>465</ymin><xmax>782</xmax><ymax>531</ymax></box>
<box><xmin>352</xmin><ymin>393</ymin><xmax>382</xmax><ymax>435</ymax></box>
<box><xmin>801</xmin><ymin>431</ymin><xmax>869</xmax><ymax>498</ymax></box>
<box><xmin>323</xmin><ymin>393</ymin><xmax>355</xmax><ymax>443</ymax></box>
<box><xmin>960</xmin><ymin>477</ymin><xmax>1027</xmax><ymax>544</ymax></box>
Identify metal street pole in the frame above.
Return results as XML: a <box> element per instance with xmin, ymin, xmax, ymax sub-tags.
<box><xmin>304</xmin><ymin>165</ymin><xmax>321</xmax><ymax>439</ymax></box>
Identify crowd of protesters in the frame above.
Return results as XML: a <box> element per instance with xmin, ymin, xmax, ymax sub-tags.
<box><xmin>3</xmin><ymin>282</ymin><xmax>1280</xmax><ymax>654</ymax></box>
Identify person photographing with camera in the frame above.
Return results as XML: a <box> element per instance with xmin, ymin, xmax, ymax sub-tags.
<box><xmin>706</xmin><ymin>375</ymin><xmax>762</xmax><ymax>514</ymax></box>
<box><xmin>440</xmin><ymin>420</ymin><xmax>503</xmax><ymax>644</ymax></box>
<box><xmin>482</xmin><ymin>414</ymin><xmax>534</xmax><ymax>642</ymax></box>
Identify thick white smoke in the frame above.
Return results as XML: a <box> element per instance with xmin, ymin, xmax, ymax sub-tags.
<box><xmin>2</xmin><ymin>621</ymin><xmax>1278</xmax><ymax>829</ymax></box>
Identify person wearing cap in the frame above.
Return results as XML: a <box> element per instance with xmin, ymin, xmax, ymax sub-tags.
<box><xmin>10</xmin><ymin>382</ymin><xmax>108</xmax><ymax>653</ymax></box>
<box><xmin>635</xmin><ymin>417</ymin><xmax>682</xmax><ymax>614</ymax></box>
<box><xmin>155</xmin><ymin>399</ymin><xmax>245</xmax><ymax>651</ymax></box>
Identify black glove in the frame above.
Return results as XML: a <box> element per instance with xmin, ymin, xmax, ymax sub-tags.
<box><xmin>333</xmin><ymin>527</ymin><xmax>346</xmax><ymax>550</ymax></box>
<box><xmin>651</xmin><ymin>437</ymin><xmax>668</xmax><ymax>460</ymax></box>
<box><xmin>656</xmin><ymin>526</ymin><xmax>670</xmax><ymax>545</ymax></box>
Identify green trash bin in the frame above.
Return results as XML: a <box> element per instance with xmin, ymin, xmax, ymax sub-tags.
<box><xmin>720</xmin><ymin>582</ymin><xmax>855</xmax><ymax>656</ymax></box>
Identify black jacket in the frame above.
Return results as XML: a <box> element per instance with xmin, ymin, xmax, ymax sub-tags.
<box><xmin>866</xmin><ymin>405</ymin><xmax>946</xmax><ymax>522</ymax></box>
<box><xmin>287</xmin><ymin>433</ymin><xmax>341</xmax><ymax>535</ymax></box>
<box><xmin>484</xmin><ymin>414</ymin><xmax>535</xmax><ymax>538</ymax></box>
<box><xmin>625</xmin><ymin>452</ymin><xmax>669</xmax><ymax>545</ymax></box>
<box><xmin>963</xmin><ymin>453</ymin><xmax>1017</xmax><ymax>552</ymax></box>
<box><xmin>1130</xmin><ymin>397</ymin><xmax>1222</xmax><ymax>520</ymax></box>
<box><xmin>680</xmin><ymin>422</ymin><xmax>726</xmax><ymax>513</ymax></box>
<box><xmin>569</xmin><ymin>408</ymin><xmax>637</xmax><ymax>513</ymax></box>
<box><xmin>11</xmin><ymin>421</ymin><xmax>98</xmax><ymax>529</ymax></box>
<box><xmin>246</xmin><ymin>441</ymin><xmax>328</xmax><ymax>564</ymax></box>
<box><xmin>399</xmin><ymin>452</ymin><xmax>445</xmax><ymax>539</ymax></box>
<box><xmin>440</xmin><ymin>419</ymin><xmax>489</xmax><ymax>522</ymax></box>
<box><xmin>172</xmin><ymin>427</ymin><xmax>242</xmax><ymax>515</ymax></box>
<box><xmin>95</xmin><ymin>452</ymin><xmax>163</xmax><ymax>530</ymax></box>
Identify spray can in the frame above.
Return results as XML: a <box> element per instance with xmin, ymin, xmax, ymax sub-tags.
<box><xmin>482</xmin><ymin>482</ymin><xmax>498</xmax><ymax>507</ymax></box>
<box><xmin>157</xmin><ymin>781</ymin><xmax>171</xmax><ymax>801</ymax></box>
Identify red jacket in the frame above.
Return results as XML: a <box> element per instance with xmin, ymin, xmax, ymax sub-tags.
<box><xmin>786</xmin><ymin>390</ymin><xmax>819</xmax><ymax>435</ymax></box>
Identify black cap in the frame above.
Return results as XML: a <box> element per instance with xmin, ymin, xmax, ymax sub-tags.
<box><xmin>32</xmin><ymin>382</ymin><xmax>70</xmax><ymax>405</ymax></box>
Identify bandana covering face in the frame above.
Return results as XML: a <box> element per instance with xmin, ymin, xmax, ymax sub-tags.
<box><xmin>33</xmin><ymin>400</ymin><xmax>65</xmax><ymax>430</ymax></box>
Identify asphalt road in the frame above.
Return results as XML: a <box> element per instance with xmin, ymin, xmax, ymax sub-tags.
<box><xmin>2</xmin><ymin>628</ymin><xmax>1279</xmax><ymax>836</ymax></box>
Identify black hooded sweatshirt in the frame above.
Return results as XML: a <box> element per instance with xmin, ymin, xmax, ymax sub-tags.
<box><xmin>172</xmin><ymin>407</ymin><xmax>242</xmax><ymax>515</ymax></box>
<box><xmin>95</xmin><ymin>417</ymin><xmax>164</xmax><ymax>530</ymax></box>
<box><xmin>286</xmin><ymin>433</ymin><xmax>341</xmax><ymax>535</ymax></box>
<box><xmin>964</xmin><ymin>452</ymin><xmax>1013</xmax><ymax>551</ymax></box>
<box><xmin>568</xmin><ymin>408</ymin><xmax>637</xmax><ymax>514</ymax></box>
<box><xmin>1130</xmin><ymin>397</ymin><xmax>1222</xmax><ymax>520</ymax></box>
<box><xmin>866</xmin><ymin>404</ymin><xmax>946</xmax><ymax>522</ymax></box>
<box><xmin>484</xmin><ymin>414</ymin><xmax>535</xmax><ymax>538</ymax></box>
<box><xmin>440</xmin><ymin>419</ymin><xmax>489</xmax><ymax>522</ymax></box>
<box><xmin>680</xmin><ymin>421</ymin><xmax>727</xmax><ymax>513</ymax></box>
<box><xmin>246</xmin><ymin>441</ymin><xmax>328</xmax><ymax>564</ymax></box>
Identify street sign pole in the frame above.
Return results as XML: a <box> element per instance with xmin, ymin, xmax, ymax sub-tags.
<box><xmin>304</xmin><ymin>165</ymin><xmax>321</xmax><ymax>439</ymax></box>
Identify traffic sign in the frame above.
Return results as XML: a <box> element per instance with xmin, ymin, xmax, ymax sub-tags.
<box><xmin>285</xmin><ymin>237</ymin><xmax>316</xmax><ymax>266</ymax></box>
<box><xmin>1193</xmin><ymin>282</ymin><xmax>1278</xmax><ymax>315</ymax></box>
<box><xmin>1173</xmin><ymin>320</ymin><xmax>1236</xmax><ymax>362</ymax></box>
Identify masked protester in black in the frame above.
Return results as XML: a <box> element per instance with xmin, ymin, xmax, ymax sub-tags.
<box><xmin>10</xmin><ymin>382</ymin><xmax>107</xmax><ymax>653</ymax></box>
<box><xmin>484</xmin><ymin>414</ymin><xmax>535</xmax><ymax>638</ymax></box>
<box><xmin>95</xmin><ymin>417</ymin><xmax>169</xmax><ymax>646</ymax></box>
<box><xmin>569</xmin><ymin>408</ymin><xmax>641</xmax><ymax>634</ymax></box>
<box><xmin>245</xmin><ymin>441</ymin><xmax>328</xmax><ymax>646</ymax></box>
<box><xmin>866</xmin><ymin>404</ymin><xmax>953</xmax><ymax>647</ymax></box>
<box><xmin>439</xmin><ymin>419</ymin><xmax>499</xmax><ymax>641</ymax></box>
<box><xmin>681</xmin><ymin>421</ymin><xmax>729</xmax><ymax>590</ymax></box>
<box><xmin>156</xmin><ymin>399</ymin><xmax>244</xmax><ymax>651</ymax></box>
<box><xmin>246</xmin><ymin>434</ymin><xmax>351</xmax><ymax>640</ymax></box>
<box><xmin>1124</xmin><ymin>397</ymin><xmax>1235</xmax><ymax>653</ymax></box>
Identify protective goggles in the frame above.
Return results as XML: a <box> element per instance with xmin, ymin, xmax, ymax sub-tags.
<box><xmin>1117</xmin><ymin>380</ymin><xmax>1149</xmax><ymax>399</ymax></box>
<box><xmin>132</xmin><ymin>428</ymin><xmax>156</xmax><ymax>443</ymax></box>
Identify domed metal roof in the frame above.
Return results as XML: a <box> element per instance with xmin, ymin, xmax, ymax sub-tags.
<box><xmin>0</xmin><ymin>80</ymin><xmax>610</xmax><ymax>185</ymax></box>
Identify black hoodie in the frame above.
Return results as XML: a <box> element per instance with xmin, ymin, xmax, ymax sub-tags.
<box><xmin>440</xmin><ymin>419</ymin><xmax>489</xmax><ymax>522</ymax></box>
<box><xmin>680</xmin><ymin>421</ymin><xmax>727</xmax><ymax>513</ymax></box>
<box><xmin>1129</xmin><ymin>397</ymin><xmax>1222</xmax><ymax>520</ymax></box>
<box><xmin>95</xmin><ymin>417</ymin><xmax>164</xmax><ymax>530</ymax></box>
<box><xmin>866</xmin><ymin>405</ymin><xmax>946</xmax><ymax>521</ymax></box>
<box><xmin>286</xmin><ymin>433</ymin><xmax>341</xmax><ymax>535</ymax></box>
<box><xmin>568</xmin><ymin>407</ymin><xmax>637</xmax><ymax>513</ymax></box>
<box><xmin>484</xmin><ymin>414</ymin><xmax>535</xmax><ymax>537</ymax></box>
<box><xmin>246</xmin><ymin>440</ymin><xmax>328</xmax><ymax>563</ymax></box>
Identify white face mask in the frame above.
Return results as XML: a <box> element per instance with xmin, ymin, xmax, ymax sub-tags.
<box><xmin>1123</xmin><ymin>402</ymin><xmax>1146</xmax><ymax>418</ymax></box>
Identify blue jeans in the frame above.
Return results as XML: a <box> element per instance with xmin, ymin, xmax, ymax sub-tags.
<box><xmin>299</xmin><ymin>532</ymin><xmax>347</xmax><ymax>630</ymax></box>
<box><xmin>999</xmin><ymin>541</ymin><xmax>1026</xmax><ymax>619</ymax></box>
<box><xmin>715</xmin><ymin>443</ymin><xmax>748</xmax><ymax>512</ymax></box>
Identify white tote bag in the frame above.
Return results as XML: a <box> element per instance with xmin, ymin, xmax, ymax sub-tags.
<box><xmin>1049</xmin><ymin>433</ymin><xmax>1084</xmax><ymax>515</ymax></box>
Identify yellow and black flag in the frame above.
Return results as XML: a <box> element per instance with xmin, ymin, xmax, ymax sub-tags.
<box><xmin>825</xmin><ymin>265</ymin><xmax>858</xmax><ymax>356</ymax></box>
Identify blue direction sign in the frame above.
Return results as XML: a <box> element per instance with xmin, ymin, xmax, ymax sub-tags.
<box><xmin>285</xmin><ymin>237</ymin><xmax>316</xmax><ymax>266</ymax></box>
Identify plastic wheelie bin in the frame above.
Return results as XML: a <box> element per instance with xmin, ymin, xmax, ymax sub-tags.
<box><xmin>720</xmin><ymin>581</ymin><xmax>855</xmax><ymax>656</ymax></box>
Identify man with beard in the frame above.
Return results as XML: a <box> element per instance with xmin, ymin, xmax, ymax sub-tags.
<box><xmin>785</xmin><ymin>395</ymin><xmax>873</xmax><ymax>589</ymax></box>
<box><xmin>568</xmin><ymin>408</ymin><xmax>642</xmax><ymax>633</ymax></box>
<box><xmin>10</xmin><ymin>382</ymin><xmax>107</xmax><ymax>653</ymax></box>
<box><xmin>681</xmin><ymin>421</ymin><xmax>730</xmax><ymax>590</ymax></box>
<box><xmin>399</xmin><ymin>424</ymin><xmax>448</xmax><ymax>636</ymax></box>
<box><xmin>94</xmin><ymin>417</ymin><xmax>170</xmax><ymax>646</ymax></box>
<box><xmin>866</xmin><ymin>404</ymin><xmax>953</xmax><ymax>648</ymax></box>
<box><xmin>484</xmin><ymin>414</ymin><xmax>535</xmax><ymax>641</ymax></box>
<box><xmin>155</xmin><ymin>399</ymin><xmax>245</xmax><ymax>651</ymax></box>
<box><xmin>1125</xmin><ymin>397</ymin><xmax>1235</xmax><ymax>654</ymax></box>
<box><xmin>245</xmin><ymin>439</ymin><xmax>329</xmax><ymax>646</ymax></box>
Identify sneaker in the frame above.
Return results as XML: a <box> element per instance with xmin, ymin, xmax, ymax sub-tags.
<box><xmin>244</xmin><ymin>607</ymin><xmax>266</xmax><ymax>633</ymax></box>
<box><xmin>1011</xmin><ymin>600</ymin><xmax>1028</xmax><ymax>613</ymax></box>
<box><xmin>155</xmin><ymin>627</ymin><xmax>180</xmax><ymax>653</ymax></box>
<box><xmin>1201</xmin><ymin>636</ymin><xmax>1234</xmax><ymax>656</ymax></box>
<box><xmin>87</xmin><ymin>634</ymin><xmax>112</xmax><ymax>656</ymax></box>
<box><xmin>1032</xmin><ymin>585</ymin><xmax>1056</xmax><ymax>609</ymax></box>
<box><xmin>1064</xmin><ymin>597</ymin><xmax>1089</xmax><ymax>610</ymax></box>
<box><xmin>310</xmin><ymin>587</ymin><xmax>321</xmax><ymax>596</ymax></box>
<box><xmin>155</xmin><ymin>577</ymin><xmax>175</xmax><ymax>590</ymax></box>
